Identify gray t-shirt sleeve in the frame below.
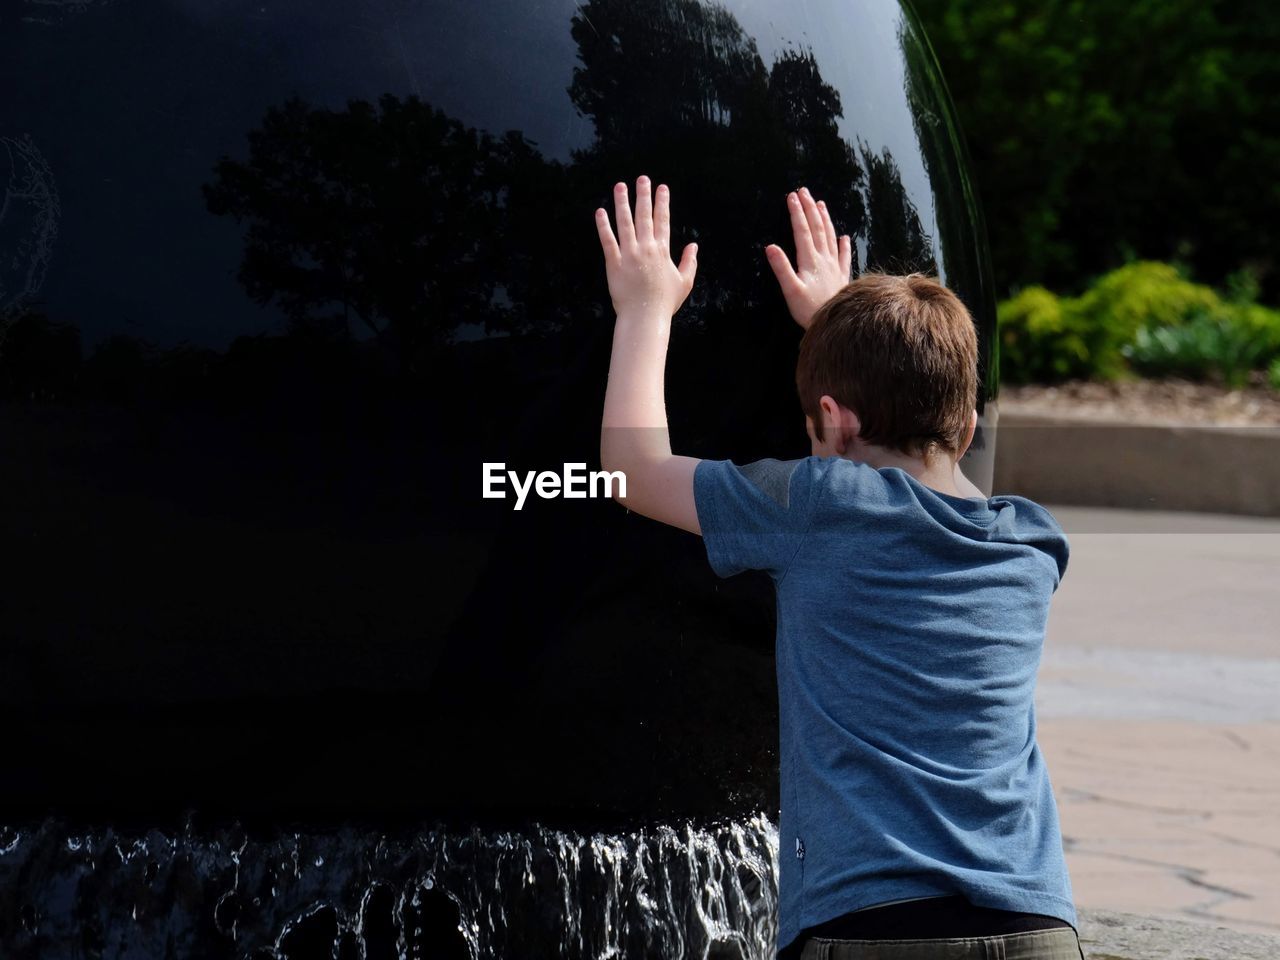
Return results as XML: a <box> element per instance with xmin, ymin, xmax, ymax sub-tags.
<box><xmin>693</xmin><ymin>457</ymin><xmax>822</xmax><ymax>580</ymax></box>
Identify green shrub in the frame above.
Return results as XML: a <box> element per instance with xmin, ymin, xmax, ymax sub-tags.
<box><xmin>997</xmin><ymin>286</ymin><xmax>1089</xmax><ymax>383</ymax></box>
<box><xmin>1071</xmin><ymin>262</ymin><xmax>1221</xmax><ymax>378</ymax></box>
<box><xmin>1227</xmin><ymin>302</ymin><xmax>1280</xmax><ymax>358</ymax></box>
<box><xmin>998</xmin><ymin>260</ymin><xmax>1280</xmax><ymax>386</ymax></box>
<box><xmin>1224</xmin><ymin>267</ymin><xmax>1262</xmax><ymax>305</ymax></box>
<box><xmin>1270</xmin><ymin>357</ymin><xmax>1280</xmax><ymax>391</ymax></box>
<box><xmin>1122</xmin><ymin>309</ymin><xmax>1276</xmax><ymax>388</ymax></box>
<box><xmin>1075</xmin><ymin>262</ymin><xmax>1220</xmax><ymax>334</ymax></box>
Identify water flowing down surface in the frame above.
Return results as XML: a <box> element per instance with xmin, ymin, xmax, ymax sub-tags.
<box><xmin>0</xmin><ymin>814</ymin><xmax>780</xmax><ymax>959</ymax></box>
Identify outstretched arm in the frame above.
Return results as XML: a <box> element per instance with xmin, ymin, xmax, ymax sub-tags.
<box><xmin>596</xmin><ymin>175</ymin><xmax>703</xmax><ymax>535</ymax></box>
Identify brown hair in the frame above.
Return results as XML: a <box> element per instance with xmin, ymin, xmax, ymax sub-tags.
<box><xmin>796</xmin><ymin>272</ymin><xmax>978</xmax><ymax>461</ymax></box>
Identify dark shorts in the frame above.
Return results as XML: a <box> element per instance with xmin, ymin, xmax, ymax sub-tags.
<box><xmin>782</xmin><ymin>896</ymin><xmax>1085</xmax><ymax>960</ymax></box>
<box><xmin>796</xmin><ymin>927</ymin><xmax>1085</xmax><ymax>959</ymax></box>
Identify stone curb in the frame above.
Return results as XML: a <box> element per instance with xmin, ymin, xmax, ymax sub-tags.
<box><xmin>991</xmin><ymin>408</ymin><xmax>1280</xmax><ymax>517</ymax></box>
<box><xmin>1079</xmin><ymin>908</ymin><xmax>1280</xmax><ymax>960</ymax></box>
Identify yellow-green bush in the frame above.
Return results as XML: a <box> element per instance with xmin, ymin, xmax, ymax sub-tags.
<box><xmin>1073</xmin><ymin>262</ymin><xmax>1220</xmax><ymax>338</ymax></box>
<box><xmin>999</xmin><ymin>261</ymin><xmax>1280</xmax><ymax>385</ymax></box>
<box><xmin>998</xmin><ymin>286</ymin><xmax>1090</xmax><ymax>382</ymax></box>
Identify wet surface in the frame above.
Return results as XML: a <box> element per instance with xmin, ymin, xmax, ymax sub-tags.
<box><xmin>2</xmin><ymin>0</ymin><xmax>996</xmax><ymax>820</ymax></box>
<box><xmin>0</xmin><ymin>814</ymin><xmax>779</xmax><ymax>959</ymax></box>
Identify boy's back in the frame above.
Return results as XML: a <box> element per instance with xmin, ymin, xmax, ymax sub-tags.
<box><xmin>694</xmin><ymin>454</ymin><xmax>1076</xmax><ymax>956</ymax></box>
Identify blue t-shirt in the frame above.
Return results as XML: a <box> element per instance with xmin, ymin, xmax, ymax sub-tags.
<box><xmin>692</xmin><ymin>455</ymin><xmax>1076</xmax><ymax>955</ymax></box>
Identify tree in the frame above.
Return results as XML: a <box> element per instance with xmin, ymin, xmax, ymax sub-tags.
<box><xmin>911</xmin><ymin>0</ymin><xmax>1280</xmax><ymax>297</ymax></box>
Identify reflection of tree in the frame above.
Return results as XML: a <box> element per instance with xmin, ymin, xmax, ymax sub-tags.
<box><xmin>199</xmin><ymin>0</ymin><xmax>881</xmax><ymax>375</ymax></box>
<box><xmin>0</xmin><ymin>306</ymin><xmax>78</xmax><ymax>401</ymax></box>
<box><xmin>203</xmin><ymin>97</ymin><xmax>533</xmax><ymax>374</ymax></box>
<box><xmin>22</xmin><ymin>0</ymin><xmax>939</xmax><ymax>404</ymax></box>
<box><xmin>82</xmin><ymin>334</ymin><xmax>160</xmax><ymax>405</ymax></box>
<box><xmin>568</xmin><ymin>0</ymin><xmax>866</xmax><ymax>317</ymax></box>
<box><xmin>770</xmin><ymin>49</ymin><xmax>866</xmax><ymax>234</ymax></box>
<box><xmin>568</xmin><ymin>0</ymin><xmax>768</xmax><ymax>137</ymax></box>
<box><xmin>426</xmin><ymin>0</ymin><xmax>884</xmax><ymax>720</ymax></box>
<box><xmin>2</xmin><ymin>0</ymin><xmax>990</xmax><ymax>825</ymax></box>
<box><xmin>860</xmin><ymin>143</ymin><xmax>935</xmax><ymax>275</ymax></box>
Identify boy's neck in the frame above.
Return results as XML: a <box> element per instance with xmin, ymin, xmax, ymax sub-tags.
<box><xmin>836</xmin><ymin>445</ymin><xmax>972</xmax><ymax>499</ymax></box>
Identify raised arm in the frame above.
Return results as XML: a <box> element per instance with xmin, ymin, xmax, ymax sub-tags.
<box><xmin>595</xmin><ymin>175</ymin><xmax>703</xmax><ymax>535</ymax></box>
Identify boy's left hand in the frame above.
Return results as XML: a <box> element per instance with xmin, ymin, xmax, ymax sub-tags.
<box><xmin>595</xmin><ymin>175</ymin><xmax>698</xmax><ymax>319</ymax></box>
<box><xmin>765</xmin><ymin>187</ymin><xmax>852</xmax><ymax>331</ymax></box>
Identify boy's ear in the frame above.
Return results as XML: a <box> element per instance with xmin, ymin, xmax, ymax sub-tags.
<box><xmin>819</xmin><ymin>394</ymin><xmax>857</xmax><ymax>454</ymax></box>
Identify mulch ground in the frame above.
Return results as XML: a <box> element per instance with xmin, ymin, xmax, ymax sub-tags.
<box><xmin>1000</xmin><ymin>374</ymin><xmax>1280</xmax><ymax>426</ymax></box>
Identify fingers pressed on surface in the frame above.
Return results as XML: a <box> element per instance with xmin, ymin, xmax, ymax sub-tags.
<box><xmin>800</xmin><ymin>188</ymin><xmax>826</xmax><ymax>254</ymax></box>
<box><xmin>634</xmin><ymin>174</ymin><xmax>653</xmax><ymax>242</ymax></box>
<box><xmin>766</xmin><ymin>244</ymin><xmax>800</xmax><ymax>291</ymax></box>
<box><xmin>678</xmin><ymin>242</ymin><xmax>697</xmax><ymax>284</ymax></box>
<box><xmin>788</xmin><ymin>191</ymin><xmax>815</xmax><ymax>268</ymax></box>
<box><xmin>595</xmin><ymin>208</ymin><xmax>621</xmax><ymax>262</ymax></box>
<box><xmin>655</xmin><ymin>182</ymin><xmax>670</xmax><ymax>250</ymax></box>
<box><xmin>614</xmin><ymin>181</ymin><xmax>635</xmax><ymax>250</ymax></box>
<box><xmin>818</xmin><ymin>200</ymin><xmax>838</xmax><ymax>253</ymax></box>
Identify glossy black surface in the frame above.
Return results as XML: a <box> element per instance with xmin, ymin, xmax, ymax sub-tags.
<box><xmin>1</xmin><ymin>0</ymin><xmax>997</xmax><ymax>822</ymax></box>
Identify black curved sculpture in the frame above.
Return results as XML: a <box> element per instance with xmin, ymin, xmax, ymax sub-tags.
<box><xmin>1</xmin><ymin>0</ymin><xmax>996</xmax><ymax>826</ymax></box>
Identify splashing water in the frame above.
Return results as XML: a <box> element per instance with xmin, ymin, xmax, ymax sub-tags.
<box><xmin>0</xmin><ymin>814</ymin><xmax>780</xmax><ymax>959</ymax></box>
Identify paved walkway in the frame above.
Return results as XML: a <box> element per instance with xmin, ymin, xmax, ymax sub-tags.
<box><xmin>1034</xmin><ymin>506</ymin><xmax>1280</xmax><ymax>937</ymax></box>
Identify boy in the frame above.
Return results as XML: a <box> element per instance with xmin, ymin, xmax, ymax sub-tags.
<box><xmin>594</xmin><ymin>176</ymin><xmax>1084</xmax><ymax>960</ymax></box>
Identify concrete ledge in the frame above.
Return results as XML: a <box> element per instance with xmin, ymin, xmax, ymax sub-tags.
<box><xmin>992</xmin><ymin>409</ymin><xmax>1280</xmax><ymax>517</ymax></box>
<box><xmin>1079</xmin><ymin>909</ymin><xmax>1280</xmax><ymax>960</ymax></box>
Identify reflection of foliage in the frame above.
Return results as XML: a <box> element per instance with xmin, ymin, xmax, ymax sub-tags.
<box><xmin>999</xmin><ymin>261</ymin><xmax>1280</xmax><ymax>384</ymax></box>
<box><xmin>0</xmin><ymin>312</ymin><xmax>227</xmax><ymax>405</ymax></box>
<box><xmin>860</xmin><ymin>145</ymin><xmax>934</xmax><ymax>275</ymax></box>
<box><xmin>569</xmin><ymin>0</ymin><xmax>769</xmax><ymax>138</ymax></box>
<box><xmin>568</xmin><ymin>0</ymin><xmax>870</xmax><ymax>318</ymax></box>
<box><xmin>0</xmin><ymin>307</ymin><xmax>79</xmax><ymax>401</ymax></box>
<box><xmin>769</xmin><ymin>49</ymin><xmax>868</xmax><ymax>254</ymax></box>
<box><xmin>204</xmin><ymin>96</ymin><xmax>538</xmax><ymax>373</ymax></box>
<box><xmin>199</xmin><ymin>0</ymin><xmax>931</xmax><ymax>382</ymax></box>
<box><xmin>81</xmin><ymin>334</ymin><xmax>159</xmax><ymax>404</ymax></box>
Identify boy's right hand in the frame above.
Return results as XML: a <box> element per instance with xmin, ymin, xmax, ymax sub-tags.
<box><xmin>765</xmin><ymin>187</ymin><xmax>852</xmax><ymax>331</ymax></box>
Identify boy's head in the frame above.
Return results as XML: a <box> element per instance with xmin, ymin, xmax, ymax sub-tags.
<box><xmin>796</xmin><ymin>272</ymin><xmax>978</xmax><ymax>466</ymax></box>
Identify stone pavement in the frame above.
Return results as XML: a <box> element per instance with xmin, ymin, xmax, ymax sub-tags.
<box><xmin>1077</xmin><ymin>908</ymin><xmax>1280</xmax><ymax>960</ymax></box>
<box><xmin>1033</xmin><ymin>506</ymin><xmax>1280</xmax><ymax>946</ymax></box>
